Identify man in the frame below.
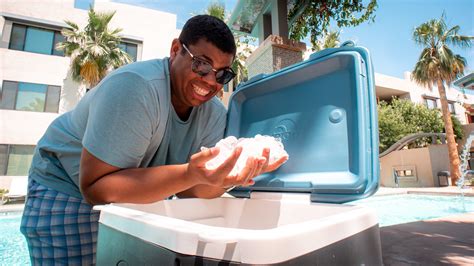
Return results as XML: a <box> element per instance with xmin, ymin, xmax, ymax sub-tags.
<box><xmin>20</xmin><ymin>15</ymin><xmax>286</xmax><ymax>265</ymax></box>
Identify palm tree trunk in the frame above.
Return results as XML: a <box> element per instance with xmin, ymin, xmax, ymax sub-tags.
<box><xmin>436</xmin><ymin>78</ymin><xmax>461</xmax><ymax>185</ymax></box>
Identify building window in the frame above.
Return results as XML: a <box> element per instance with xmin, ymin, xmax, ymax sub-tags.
<box><xmin>1</xmin><ymin>81</ymin><xmax>61</xmax><ymax>113</ymax></box>
<box><xmin>448</xmin><ymin>102</ymin><xmax>455</xmax><ymax>114</ymax></box>
<box><xmin>9</xmin><ymin>23</ymin><xmax>65</xmax><ymax>56</ymax></box>
<box><xmin>119</xmin><ymin>42</ymin><xmax>138</xmax><ymax>62</ymax></box>
<box><xmin>424</xmin><ymin>97</ymin><xmax>437</xmax><ymax>109</ymax></box>
<box><xmin>393</xmin><ymin>165</ymin><xmax>417</xmax><ymax>183</ymax></box>
<box><xmin>0</xmin><ymin>144</ymin><xmax>35</xmax><ymax>176</ymax></box>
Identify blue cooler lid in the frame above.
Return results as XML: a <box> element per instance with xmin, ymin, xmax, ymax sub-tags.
<box><xmin>226</xmin><ymin>42</ymin><xmax>379</xmax><ymax>203</ymax></box>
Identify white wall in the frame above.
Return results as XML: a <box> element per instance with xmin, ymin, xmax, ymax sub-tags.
<box><xmin>94</xmin><ymin>0</ymin><xmax>178</xmax><ymax>59</ymax></box>
<box><xmin>0</xmin><ymin>110</ymin><xmax>57</xmax><ymax>145</ymax></box>
<box><xmin>380</xmin><ymin>145</ymin><xmax>449</xmax><ymax>188</ymax></box>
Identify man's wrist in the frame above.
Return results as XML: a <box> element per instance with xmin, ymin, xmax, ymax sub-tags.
<box><xmin>181</xmin><ymin>163</ymin><xmax>198</xmax><ymax>186</ymax></box>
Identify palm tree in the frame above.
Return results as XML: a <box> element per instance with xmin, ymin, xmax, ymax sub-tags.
<box><xmin>412</xmin><ymin>14</ymin><xmax>473</xmax><ymax>185</ymax></box>
<box><xmin>56</xmin><ymin>8</ymin><xmax>132</xmax><ymax>89</ymax></box>
<box><xmin>206</xmin><ymin>1</ymin><xmax>225</xmax><ymax>20</ymax></box>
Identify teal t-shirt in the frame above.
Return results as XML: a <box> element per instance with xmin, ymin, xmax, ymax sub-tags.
<box><xmin>29</xmin><ymin>58</ymin><xmax>227</xmax><ymax>198</ymax></box>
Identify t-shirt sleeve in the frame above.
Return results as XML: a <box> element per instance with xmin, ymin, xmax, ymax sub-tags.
<box><xmin>82</xmin><ymin>72</ymin><xmax>157</xmax><ymax>168</ymax></box>
<box><xmin>199</xmin><ymin>102</ymin><xmax>227</xmax><ymax>149</ymax></box>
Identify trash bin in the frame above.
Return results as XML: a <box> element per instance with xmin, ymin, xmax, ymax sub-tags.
<box><xmin>438</xmin><ymin>171</ymin><xmax>451</xmax><ymax>187</ymax></box>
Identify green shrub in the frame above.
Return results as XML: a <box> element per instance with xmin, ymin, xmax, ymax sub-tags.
<box><xmin>451</xmin><ymin>115</ymin><xmax>463</xmax><ymax>140</ymax></box>
<box><xmin>378</xmin><ymin>98</ymin><xmax>453</xmax><ymax>153</ymax></box>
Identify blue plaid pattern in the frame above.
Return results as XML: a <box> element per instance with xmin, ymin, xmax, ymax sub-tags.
<box><xmin>20</xmin><ymin>180</ymin><xmax>100</xmax><ymax>265</ymax></box>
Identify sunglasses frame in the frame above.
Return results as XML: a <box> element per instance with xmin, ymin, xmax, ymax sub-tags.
<box><xmin>181</xmin><ymin>43</ymin><xmax>236</xmax><ymax>85</ymax></box>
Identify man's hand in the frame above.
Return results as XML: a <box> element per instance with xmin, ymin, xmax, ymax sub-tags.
<box><xmin>186</xmin><ymin>146</ymin><xmax>267</xmax><ymax>188</ymax></box>
<box><xmin>260</xmin><ymin>147</ymin><xmax>288</xmax><ymax>173</ymax></box>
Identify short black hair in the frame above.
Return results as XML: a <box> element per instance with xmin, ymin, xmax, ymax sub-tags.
<box><xmin>179</xmin><ymin>15</ymin><xmax>236</xmax><ymax>56</ymax></box>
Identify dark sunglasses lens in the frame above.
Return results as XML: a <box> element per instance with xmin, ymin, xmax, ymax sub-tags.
<box><xmin>216</xmin><ymin>70</ymin><xmax>235</xmax><ymax>84</ymax></box>
<box><xmin>192</xmin><ymin>58</ymin><xmax>235</xmax><ymax>85</ymax></box>
<box><xmin>192</xmin><ymin>59</ymin><xmax>212</xmax><ymax>76</ymax></box>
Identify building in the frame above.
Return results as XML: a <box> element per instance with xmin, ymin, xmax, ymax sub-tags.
<box><xmin>376</xmin><ymin>72</ymin><xmax>474</xmax><ymax>125</ymax></box>
<box><xmin>0</xmin><ymin>0</ymin><xmax>178</xmax><ymax>188</ymax></box>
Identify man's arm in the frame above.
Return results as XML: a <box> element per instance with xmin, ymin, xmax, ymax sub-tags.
<box><xmin>80</xmin><ymin>148</ymin><xmax>192</xmax><ymax>205</ymax></box>
<box><xmin>80</xmin><ymin>145</ymin><xmax>262</xmax><ymax>205</ymax></box>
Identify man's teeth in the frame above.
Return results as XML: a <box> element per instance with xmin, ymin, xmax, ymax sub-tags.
<box><xmin>193</xmin><ymin>84</ymin><xmax>210</xmax><ymax>96</ymax></box>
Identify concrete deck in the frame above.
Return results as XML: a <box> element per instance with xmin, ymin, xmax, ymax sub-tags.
<box><xmin>0</xmin><ymin>202</ymin><xmax>24</xmax><ymax>213</ymax></box>
<box><xmin>380</xmin><ymin>213</ymin><xmax>474</xmax><ymax>265</ymax></box>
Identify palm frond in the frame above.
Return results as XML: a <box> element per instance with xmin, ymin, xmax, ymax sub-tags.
<box><xmin>444</xmin><ymin>25</ymin><xmax>474</xmax><ymax>48</ymax></box>
<box><xmin>80</xmin><ymin>60</ymin><xmax>100</xmax><ymax>87</ymax></box>
<box><xmin>60</xmin><ymin>7</ymin><xmax>131</xmax><ymax>88</ymax></box>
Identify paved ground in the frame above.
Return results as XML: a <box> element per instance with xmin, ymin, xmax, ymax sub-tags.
<box><xmin>380</xmin><ymin>213</ymin><xmax>474</xmax><ymax>265</ymax></box>
<box><xmin>376</xmin><ymin>186</ymin><xmax>474</xmax><ymax>265</ymax></box>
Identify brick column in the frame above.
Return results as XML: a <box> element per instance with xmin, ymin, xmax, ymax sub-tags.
<box><xmin>246</xmin><ymin>35</ymin><xmax>306</xmax><ymax>79</ymax></box>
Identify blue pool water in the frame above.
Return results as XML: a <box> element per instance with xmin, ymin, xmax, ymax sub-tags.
<box><xmin>0</xmin><ymin>212</ymin><xmax>29</xmax><ymax>265</ymax></box>
<box><xmin>1</xmin><ymin>194</ymin><xmax>473</xmax><ymax>264</ymax></box>
<box><xmin>349</xmin><ymin>194</ymin><xmax>474</xmax><ymax>226</ymax></box>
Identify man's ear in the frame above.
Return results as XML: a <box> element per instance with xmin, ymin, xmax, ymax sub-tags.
<box><xmin>170</xmin><ymin>38</ymin><xmax>180</xmax><ymax>60</ymax></box>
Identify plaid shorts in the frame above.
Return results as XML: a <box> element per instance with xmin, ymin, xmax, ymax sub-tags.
<box><xmin>20</xmin><ymin>180</ymin><xmax>100</xmax><ymax>265</ymax></box>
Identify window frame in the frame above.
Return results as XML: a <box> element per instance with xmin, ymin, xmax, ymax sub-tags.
<box><xmin>8</xmin><ymin>22</ymin><xmax>65</xmax><ymax>57</ymax></box>
<box><xmin>423</xmin><ymin>96</ymin><xmax>438</xmax><ymax>110</ymax></box>
<box><xmin>448</xmin><ymin>101</ymin><xmax>456</xmax><ymax>114</ymax></box>
<box><xmin>1</xmin><ymin>80</ymin><xmax>61</xmax><ymax>113</ymax></box>
<box><xmin>0</xmin><ymin>144</ymin><xmax>9</xmax><ymax>176</ymax></box>
<box><xmin>119</xmin><ymin>41</ymin><xmax>139</xmax><ymax>62</ymax></box>
<box><xmin>0</xmin><ymin>144</ymin><xmax>36</xmax><ymax>176</ymax></box>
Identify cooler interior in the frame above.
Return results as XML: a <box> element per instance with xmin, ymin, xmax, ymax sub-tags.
<box><xmin>97</xmin><ymin>196</ymin><xmax>380</xmax><ymax>264</ymax></box>
<box><xmin>111</xmin><ymin>196</ymin><xmax>362</xmax><ymax>229</ymax></box>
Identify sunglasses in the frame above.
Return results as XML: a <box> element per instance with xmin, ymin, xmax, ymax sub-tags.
<box><xmin>182</xmin><ymin>43</ymin><xmax>236</xmax><ymax>85</ymax></box>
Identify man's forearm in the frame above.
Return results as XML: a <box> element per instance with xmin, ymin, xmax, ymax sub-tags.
<box><xmin>82</xmin><ymin>164</ymin><xmax>196</xmax><ymax>205</ymax></box>
<box><xmin>176</xmin><ymin>184</ymin><xmax>226</xmax><ymax>199</ymax></box>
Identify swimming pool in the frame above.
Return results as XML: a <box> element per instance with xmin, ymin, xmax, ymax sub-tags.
<box><xmin>1</xmin><ymin>194</ymin><xmax>473</xmax><ymax>264</ymax></box>
<box><xmin>349</xmin><ymin>194</ymin><xmax>474</xmax><ymax>226</ymax></box>
<box><xmin>0</xmin><ymin>212</ymin><xmax>29</xmax><ymax>265</ymax></box>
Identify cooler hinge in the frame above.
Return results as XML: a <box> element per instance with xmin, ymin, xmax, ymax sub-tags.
<box><xmin>229</xmin><ymin>189</ymin><xmax>251</xmax><ymax>199</ymax></box>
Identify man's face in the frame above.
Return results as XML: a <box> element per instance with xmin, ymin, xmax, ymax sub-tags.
<box><xmin>169</xmin><ymin>38</ymin><xmax>234</xmax><ymax>115</ymax></box>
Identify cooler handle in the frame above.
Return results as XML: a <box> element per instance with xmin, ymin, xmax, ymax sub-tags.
<box><xmin>198</xmin><ymin>233</ymin><xmax>238</xmax><ymax>244</ymax></box>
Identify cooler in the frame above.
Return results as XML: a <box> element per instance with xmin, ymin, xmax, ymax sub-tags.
<box><xmin>95</xmin><ymin>42</ymin><xmax>382</xmax><ymax>265</ymax></box>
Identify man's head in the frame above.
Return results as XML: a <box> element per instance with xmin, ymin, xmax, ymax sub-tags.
<box><xmin>179</xmin><ymin>15</ymin><xmax>236</xmax><ymax>57</ymax></box>
<box><xmin>169</xmin><ymin>15</ymin><xmax>236</xmax><ymax>117</ymax></box>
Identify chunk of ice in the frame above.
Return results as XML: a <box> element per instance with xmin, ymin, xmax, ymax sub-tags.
<box><xmin>203</xmin><ymin>135</ymin><xmax>289</xmax><ymax>176</ymax></box>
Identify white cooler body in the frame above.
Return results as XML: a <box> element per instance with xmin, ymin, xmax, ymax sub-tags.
<box><xmin>96</xmin><ymin>193</ymin><xmax>382</xmax><ymax>265</ymax></box>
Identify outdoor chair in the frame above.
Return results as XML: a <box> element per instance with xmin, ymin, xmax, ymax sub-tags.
<box><xmin>1</xmin><ymin>176</ymin><xmax>28</xmax><ymax>204</ymax></box>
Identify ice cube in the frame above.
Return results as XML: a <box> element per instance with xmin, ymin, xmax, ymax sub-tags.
<box><xmin>203</xmin><ymin>134</ymin><xmax>289</xmax><ymax>176</ymax></box>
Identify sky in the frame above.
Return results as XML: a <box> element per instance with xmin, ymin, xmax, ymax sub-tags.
<box><xmin>113</xmin><ymin>0</ymin><xmax>473</xmax><ymax>80</ymax></box>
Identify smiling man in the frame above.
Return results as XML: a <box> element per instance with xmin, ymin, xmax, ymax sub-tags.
<box><xmin>20</xmin><ymin>15</ymin><xmax>286</xmax><ymax>265</ymax></box>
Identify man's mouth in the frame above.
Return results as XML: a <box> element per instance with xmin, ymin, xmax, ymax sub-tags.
<box><xmin>192</xmin><ymin>84</ymin><xmax>211</xmax><ymax>97</ymax></box>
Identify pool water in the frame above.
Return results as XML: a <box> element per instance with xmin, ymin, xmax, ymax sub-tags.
<box><xmin>349</xmin><ymin>194</ymin><xmax>474</xmax><ymax>226</ymax></box>
<box><xmin>0</xmin><ymin>212</ymin><xmax>29</xmax><ymax>265</ymax></box>
<box><xmin>1</xmin><ymin>194</ymin><xmax>473</xmax><ymax>264</ymax></box>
